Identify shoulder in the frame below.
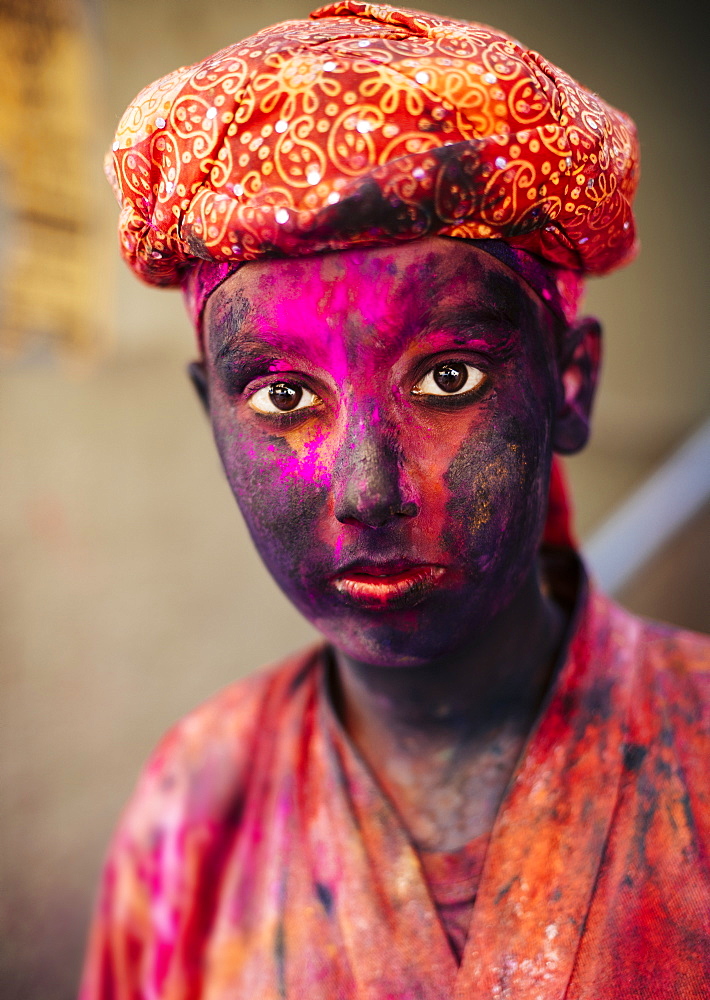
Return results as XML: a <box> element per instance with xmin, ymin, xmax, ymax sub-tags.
<box><xmin>615</xmin><ymin>599</ymin><xmax>710</xmax><ymax>696</ymax></box>
<box><xmin>596</xmin><ymin>595</ymin><xmax>710</xmax><ymax>748</ymax></box>
<box><xmin>80</xmin><ymin>644</ymin><xmax>325</xmax><ymax>996</ymax></box>
<box><xmin>117</xmin><ymin>643</ymin><xmax>324</xmax><ymax>851</ymax></box>
<box><xmin>589</xmin><ymin>588</ymin><xmax>709</xmax><ymax>682</ymax></box>
<box><xmin>638</xmin><ymin>614</ymin><xmax>710</xmax><ymax>678</ymax></box>
<box><xmin>579</xmin><ymin>589</ymin><xmax>710</xmax><ymax>754</ymax></box>
<box><xmin>636</xmin><ymin>613</ymin><xmax>710</xmax><ymax>741</ymax></box>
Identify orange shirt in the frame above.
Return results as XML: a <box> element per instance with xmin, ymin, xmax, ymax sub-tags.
<box><xmin>80</xmin><ymin>584</ymin><xmax>710</xmax><ymax>998</ymax></box>
<box><xmin>419</xmin><ymin>833</ymin><xmax>490</xmax><ymax>963</ymax></box>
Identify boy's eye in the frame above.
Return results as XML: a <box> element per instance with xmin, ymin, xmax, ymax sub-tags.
<box><xmin>412</xmin><ymin>362</ymin><xmax>486</xmax><ymax>396</ymax></box>
<box><xmin>249</xmin><ymin>381</ymin><xmax>321</xmax><ymax>414</ymax></box>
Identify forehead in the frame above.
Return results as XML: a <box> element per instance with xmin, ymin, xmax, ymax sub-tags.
<box><xmin>204</xmin><ymin>238</ymin><xmax>545</xmax><ymax>360</ymax></box>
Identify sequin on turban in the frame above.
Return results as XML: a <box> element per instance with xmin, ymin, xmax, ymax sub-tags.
<box><xmin>107</xmin><ymin>1</ymin><xmax>639</xmax><ymax>334</ymax></box>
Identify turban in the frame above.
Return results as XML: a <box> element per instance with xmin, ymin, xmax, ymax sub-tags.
<box><xmin>107</xmin><ymin>1</ymin><xmax>641</xmax><ymax>549</ymax></box>
<box><xmin>107</xmin><ymin>1</ymin><xmax>639</xmax><ymax>330</ymax></box>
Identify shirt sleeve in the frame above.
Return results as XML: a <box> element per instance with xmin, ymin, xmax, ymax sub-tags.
<box><xmin>78</xmin><ymin>777</ymin><xmax>158</xmax><ymax>1000</ymax></box>
<box><xmin>78</xmin><ymin>717</ymin><xmax>233</xmax><ymax>1000</ymax></box>
<box><xmin>77</xmin><ymin>664</ymin><xmax>285</xmax><ymax>999</ymax></box>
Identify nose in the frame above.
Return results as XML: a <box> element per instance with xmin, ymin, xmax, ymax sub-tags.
<box><xmin>333</xmin><ymin>415</ymin><xmax>419</xmax><ymax>528</ymax></box>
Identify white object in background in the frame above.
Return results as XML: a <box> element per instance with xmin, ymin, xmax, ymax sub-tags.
<box><xmin>584</xmin><ymin>418</ymin><xmax>710</xmax><ymax>595</ymax></box>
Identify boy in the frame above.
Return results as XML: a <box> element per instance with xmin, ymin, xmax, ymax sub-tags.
<box><xmin>82</xmin><ymin>5</ymin><xmax>709</xmax><ymax>997</ymax></box>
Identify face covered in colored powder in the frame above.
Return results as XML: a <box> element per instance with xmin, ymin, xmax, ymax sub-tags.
<box><xmin>199</xmin><ymin>238</ymin><xmax>597</xmax><ymax>667</ymax></box>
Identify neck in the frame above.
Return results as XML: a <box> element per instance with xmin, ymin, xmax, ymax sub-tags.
<box><xmin>332</xmin><ymin>567</ymin><xmax>566</xmax><ymax>755</ymax></box>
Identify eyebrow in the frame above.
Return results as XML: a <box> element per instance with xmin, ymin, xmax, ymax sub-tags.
<box><xmin>417</xmin><ymin>303</ymin><xmax>522</xmax><ymax>357</ymax></box>
<box><xmin>214</xmin><ymin>331</ymin><xmax>315</xmax><ymax>368</ymax></box>
<box><xmin>208</xmin><ymin>288</ymin><xmax>316</xmax><ymax>366</ymax></box>
<box><xmin>213</xmin><ymin>340</ymin><xmax>288</xmax><ymax>390</ymax></box>
<box><xmin>215</xmin><ymin>335</ymin><xmax>262</xmax><ymax>364</ymax></box>
<box><xmin>436</xmin><ymin>303</ymin><xmax>520</xmax><ymax>332</ymax></box>
<box><xmin>215</xmin><ymin>341</ymin><xmax>273</xmax><ymax>366</ymax></box>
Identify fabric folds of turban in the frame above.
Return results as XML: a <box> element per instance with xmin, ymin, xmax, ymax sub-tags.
<box><xmin>106</xmin><ymin>1</ymin><xmax>639</xmax><ymax>320</ymax></box>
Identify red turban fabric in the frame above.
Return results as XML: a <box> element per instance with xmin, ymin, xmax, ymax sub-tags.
<box><xmin>106</xmin><ymin>2</ymin><xmax>639</xmax><ymax>298</ymax></box>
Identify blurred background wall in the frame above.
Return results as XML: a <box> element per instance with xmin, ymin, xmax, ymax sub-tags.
<box><xmin>1</xmin><ymin>0</ymin><xmax>707</xmax><ymax>995</ymax></box>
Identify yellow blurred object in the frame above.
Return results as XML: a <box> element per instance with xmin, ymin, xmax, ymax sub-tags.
<box><xmin>0</xmin><ymin>0</ymin><xmax>109</xmax><ymax>357</ymax></box>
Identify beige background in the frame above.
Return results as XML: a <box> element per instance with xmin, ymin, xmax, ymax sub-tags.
<box><xmin>1</xmin><ymin>1</ymin><xmax>708</xmax><ymax>996</ymax></box>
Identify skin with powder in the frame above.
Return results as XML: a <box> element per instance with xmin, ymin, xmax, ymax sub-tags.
<box><xmin>191</xmin><ymin>237</ymin><xmax>600</xmax><ymax>851</ymax></box>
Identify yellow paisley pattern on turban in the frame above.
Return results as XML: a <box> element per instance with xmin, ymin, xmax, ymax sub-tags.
<box><xmin>107</xmin><ymin>2</ymin><xmax>639</xmax><ymax>286</ymax></box>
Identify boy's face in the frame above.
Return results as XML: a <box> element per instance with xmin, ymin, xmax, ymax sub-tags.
<box><xmin>202</xmin><ymin>238</ymin><xmax>584</xmax><ymax>667</ymax></box>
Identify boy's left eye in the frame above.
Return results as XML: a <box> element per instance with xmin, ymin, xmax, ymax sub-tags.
<box><xmin>249</xmin><ymin>381</ymin><xmax>321</xmax><ymax>414</ymax></box>
<box><xmin>412</xmin><ymin>361</ymin><xmax>486</xmax><ymax>396</ymax></box>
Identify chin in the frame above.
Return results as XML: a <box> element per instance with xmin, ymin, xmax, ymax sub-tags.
<box><xmin>305</xmin><ymin>554</ymin><xmax>540</xmax><ymax>667</ymax></box>
<box><xmin>309</xmin><ymin>603</ymin><xmax>484</xmax><ymax>669</ymax></box>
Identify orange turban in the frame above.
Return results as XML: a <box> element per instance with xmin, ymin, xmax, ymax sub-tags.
<box><xmin>107</xmin><ymin>2</ymin><xmax>639</xmax><ymax>313</ymax></box>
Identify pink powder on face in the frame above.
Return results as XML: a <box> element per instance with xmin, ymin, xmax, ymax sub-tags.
<box><xmin>204</xmin><ymin>240</ymin><xmax>573</xmax><ymax>667</ymax></box>
<box><xmin>183</xmin><ymin>240</ymin><xmax>583</xmax><ymax>354</ymax></box>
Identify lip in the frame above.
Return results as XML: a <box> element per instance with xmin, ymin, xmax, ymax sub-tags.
<box><xmin>331</xmin><ymin>562</ymin><xmax>447</xmax><ymax>610</ymax></box>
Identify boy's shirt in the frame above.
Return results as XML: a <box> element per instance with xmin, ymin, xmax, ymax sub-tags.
<box><xmin>80</xmin><ymin>577</ymin><xmax>710</xmax><ymax>999</ymax></box>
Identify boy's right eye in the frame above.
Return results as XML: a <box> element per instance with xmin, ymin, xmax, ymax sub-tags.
<box><xmin>248</xmin><ymin>381</ymin><xmax>321</xmax><ymax>414</ymax></box>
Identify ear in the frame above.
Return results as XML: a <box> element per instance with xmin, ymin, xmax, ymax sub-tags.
<box><xmin>552</xmin><ymin>316</ymin><xmax>602</xmax><ymax>455</ymax></box>
<box><xmin>187</xmin><ymin>360</ymin><xmax>210</xmax><ymax>414</ymax></box>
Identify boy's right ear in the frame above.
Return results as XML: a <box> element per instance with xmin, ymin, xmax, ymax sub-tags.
<box><xmin>188</xmin><ymin>360</ymin><xmax>210</xmax><ymax>413</ymax></box>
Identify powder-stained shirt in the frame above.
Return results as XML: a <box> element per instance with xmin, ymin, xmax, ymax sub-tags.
<box><xmin>80</xmin><ymin>584</ymin><xmax>710</xmax><ymax>999</ymax></box>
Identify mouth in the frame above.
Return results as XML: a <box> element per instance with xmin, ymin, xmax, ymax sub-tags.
<box><xmin>331</xmin><ymin>562</ymin><xmax>447</xmax><ymax>610</ymax></box>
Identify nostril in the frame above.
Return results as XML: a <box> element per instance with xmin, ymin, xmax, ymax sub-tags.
<box><xmin>334</xmin><ymin>499</ymin><xmax>419</xmax><ymax>528</ymax></box>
